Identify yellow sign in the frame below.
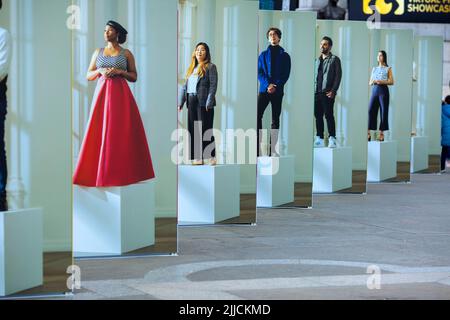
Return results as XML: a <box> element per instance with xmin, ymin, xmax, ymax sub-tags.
<box><xmin>363</xmin><ymin>0</ymin><xmax>405</xmax><ymax>15</ymax></box>
<box><xmin>351</xmin><ymin>0</ymin><xmax>450</xmax><ymax>23</ymax></box>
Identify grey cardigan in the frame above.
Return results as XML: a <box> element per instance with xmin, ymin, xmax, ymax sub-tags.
<box><xmin>178</xmin><ymin>63</ymin><xmax>218</xmax><ymax>109</ymax></box>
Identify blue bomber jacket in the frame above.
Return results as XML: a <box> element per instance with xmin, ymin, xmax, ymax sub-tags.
<box><xmin>258</xmin><ymin>45</ymin><xmax>291</xmax><ymax>95</ymax></box>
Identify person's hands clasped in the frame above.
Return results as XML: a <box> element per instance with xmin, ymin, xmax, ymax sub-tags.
<box><xmin>103</xmin><ymin>68</ymin><xmax>123</xmax><ymax>79</ymax></box>
<box><xmin>267</xmin><ymin>84</ymin><xmax>277</xmax><ymax>95</ymax></box>
<box><xmin>326</xmin><ymin>91</ymin><xmax>336</xmax><ymax>99</ymax></box>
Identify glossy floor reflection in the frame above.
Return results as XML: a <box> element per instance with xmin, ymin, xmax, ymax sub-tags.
<box><xmin>222</xmin><ymin>194</ymin><xmax>257</xmax><ymax>225</ymax></box>
<box><xmin>67</xmin><ymin>172</ymin><xmax>450</xmax><ymax>300</ymax></box>
<box><xmin>75</xmin><ymin>218</ymin><xmax>178</xmax><ymax>259</ymax></box>
<box><xmin>338</xmin><ymin>171</ymin><xmax>367</xmax><ymax>194</ymax></box>
<box><xmin>13</xmin><ymin>252</ymin><xmax>72</xmax><ymax>298</ymax></box>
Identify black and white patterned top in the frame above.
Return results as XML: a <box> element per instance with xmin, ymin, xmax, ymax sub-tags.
<box><xmin>96</xmin><ymin>48</ymin><xmax>128</xmax><ymax>71</ymax></box>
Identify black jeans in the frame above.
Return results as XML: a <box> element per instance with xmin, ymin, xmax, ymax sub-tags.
<box><xmin>368</xmin><ymin>85</ymin><xmax>390</xmax><ymax>131</ymax></box>
<box><xmin>257</xmin><ymin>92</ymin><xmax>283</xmax><ymax>156</ymax></box>
<box><xmin>187</xmin><ymin>95</ymin><xmax>216</xmax><ymax>161</ymax></box>
<box><xmin>442</xmin><ymin>146</ymin><xmax>449</xmax><ymax>171</ymax></box>
<box><xmin>0</xmin><ymin>78</ymin><xmax>7</xmax><ymax>198</ymax></box>
<box><xmin>315</xmin><ymin>92</ymin><xmax>336</xmax><ymax>139</ymax></box>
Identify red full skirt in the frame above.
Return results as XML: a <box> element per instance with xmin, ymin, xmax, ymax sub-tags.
<box><xmin>73</xmin><ymin>77</ymin><xmax>155</xmax><ymax>187</ymax></box>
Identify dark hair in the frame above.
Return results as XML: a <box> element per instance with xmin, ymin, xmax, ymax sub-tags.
<box><xmin>322</xmin><ymin>36</ymin><xmax>333</xmax><ymax>47</ymax></box>
<box><xmin>379</xmin><ymin>50</ymin><xmax>389</xmax><ymax>67</ymax></box>
<box><xmin>106</xmin><ymin>21</ymin><xmax>128</xmax><ymax>44</ymax></box>
<box><xmin>0</xmin><ymin>0</ymin><xmax>3</xmax><ymax>10</ymax></box>
<box><xmin>117</xmin><ymin>33</ymin><xmax>127</xmax><ymax>45</ymax></box>
<box><xmin>195</xmin><ymin>42</ymin><xmax>212</xmax><ymax>64</ymax></box>
<box><xmin>445</xmin><ymin>95</ymin><xmax>450</xmax><ymax>105</ymax></box>
<box><xmin>267</xmin><ymin>27</ymin><xmax>282</xmax><ymax>40</ymax></box>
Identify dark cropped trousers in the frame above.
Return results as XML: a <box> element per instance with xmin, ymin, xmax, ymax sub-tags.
<box><xmin>368</xmin><ymin>85</ymin><xmax>390</xmax><ymax>131</ymax></box>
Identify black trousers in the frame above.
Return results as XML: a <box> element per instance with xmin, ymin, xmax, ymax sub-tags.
<box><xmin>368</xmin><ymin>85</ymin><xmax>390</xmax><ymax>131</ymax></box>
<box><xmin>314</xmin><ymin>92</ymin><xmax>336</xmax><ymax>139</ymax></box>
<box><xmin>187</xmin><ymin>95</ymin><xmax>216</xmax><ymax>161</ymax></box>
<box><xmin>0</xmin><ymin>78</ymin><xmax>7</xmax><ymax>198</ymax></box>
<box><xmin>442</xmin><ymin>146</ymin><xmax>449</xmax><ymax>171</ymax></box>
<box><xmin>257</xmin><ymin>92</ymin><xmax>283</xmax><ymax>156</ymax></box>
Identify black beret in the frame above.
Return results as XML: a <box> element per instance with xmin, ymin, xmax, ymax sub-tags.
<box><xmin>106</xmin><ymin>20</ymin><xmax>128</xmax><ymax>36</ymax></box>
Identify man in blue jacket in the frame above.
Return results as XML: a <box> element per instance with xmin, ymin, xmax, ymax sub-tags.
<box><xmin>441</xmin><ymin>95</ymin><xmax>450</xmax><ymax>173</ymax></box>
<box><xmin>258</xmin><ymin>27</ymin><xmax>291</xmax><ymax>157</ymax></box>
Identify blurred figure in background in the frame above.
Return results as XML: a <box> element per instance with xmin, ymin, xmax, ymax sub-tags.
<box><xmin>441</xmin><ymin>95</ymin><xmax>450</xmax><ymax>173</ymax></box>
<box><xmin>0</xmin><ymin>0</ymin><xmax>11</xmax><ymax>211</ymax></box>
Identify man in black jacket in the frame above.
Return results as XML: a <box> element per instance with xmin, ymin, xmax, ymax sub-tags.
<box><xmin>314</xmin><ymin>36</ymin><xmax>342</xmax><ymax>148</ymax></box>
<box><xmin>0</xmin><ymin>0</ymin><xmax>11</xmax><ymax>211</ymax></box>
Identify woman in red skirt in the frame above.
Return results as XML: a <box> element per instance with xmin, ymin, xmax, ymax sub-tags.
<box><xmin>73</xmin><ymin>21</ymin><xmax>155</xmax><ymax>187</ymax></box>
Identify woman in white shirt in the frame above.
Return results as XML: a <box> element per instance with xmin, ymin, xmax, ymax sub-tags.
<box><xmin>178</xmin><ymin>43</ymin><xmax>218</xmax><ymax>166</ymax></box>
<box><xmin>368</xmin><ymin>50</ymin><xmax>394</xmax><ymax>142</ymax></box>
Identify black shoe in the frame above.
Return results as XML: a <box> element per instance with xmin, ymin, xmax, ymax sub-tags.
<box><xmin>0</xmin><ymin>199</ymin><xmax>7</xmax><ymax>212</ymax></box>
<box><xmin>0</xmin><ymin>192</ymin><xmax>8</xmax><ymax>212</ymax></box>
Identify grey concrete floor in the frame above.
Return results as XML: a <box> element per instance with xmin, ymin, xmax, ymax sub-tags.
<box><xmin>69</xmin><ymin>172</ymin><xmax>450</xmax><ymax>300</ymax></box>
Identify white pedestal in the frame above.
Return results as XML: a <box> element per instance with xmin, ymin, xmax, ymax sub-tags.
<box><xmin>313</xmin><ymin>147</ymin><xmax>352</xmax><ymax>193</ymax></box>
<box><xmin>74</xmin><ymin>181</ymin><xmax>155</xmax><ymax>256</ymax></box>
<box><xmin>257</xmin><ymin>156</ymin><xmax>295</xmax><ymax>207</ymax></box>
<box><xmin>411</xmin><ymin>136</ymin><xmax>429</xmax><ymax>173</ymax></box>
<box><xmin>178</xmin><ymin>165</ymin><xmax>240</xmax><ymax>225</ymax></box>
<box><xmin>0</xmin><ymin>209</ymin><xmax>43</xmax><ymax>296</ymax></box>
<box><xmin>367</xmin><ymin>141</ymin><xmax>397</xmax><ymax>182</ymax></box>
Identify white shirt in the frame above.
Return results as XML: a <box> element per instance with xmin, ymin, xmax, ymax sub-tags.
<box><xmin>0</xmin><ymin>28</ymin><xmax>11</xmax><ymax>82</ymax></box>
<box><xmin>187</xmin><ymin>67</ymin><xmax>199</xmax><ymax>94</ymax></box>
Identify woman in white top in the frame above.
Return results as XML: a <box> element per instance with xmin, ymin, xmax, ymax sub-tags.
<box><xmin>178</xmin><ymin>43</ymin><xmax>218</xmax><ymax>166</ymax></box>
<box><xmin>368</xmin><ymin>50</ymin><xmax>394</xmax><ymax>142</ymax></box>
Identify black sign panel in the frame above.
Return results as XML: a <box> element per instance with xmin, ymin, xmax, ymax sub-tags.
<box><xmin>348</xmin><ymin>0</ymin><xmax>450</xmax><ymax>24</ymax></box>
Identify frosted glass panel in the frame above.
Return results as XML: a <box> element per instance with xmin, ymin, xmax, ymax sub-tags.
<box><xmin>0</xmin><ymin>0</ymin><xmax>72</xmax><ymax>297</ymax></box>
<box><xmin>370</xmin><ymin>29</ymin><xmax>414</xmax><ymax>182</ymax></box>
<box><xmin>72</xmin><ymin>0</ymin><xmax>178</xmax><ymax>258</ymax></box>
<box><xmin>177</xmin><ymin>0</ymin><xmax>258</xmax><ymax>225</ymax></box>
<box><xmin>316</xmin><ymin>20</ymin><xmax>370</xmax><ymax>194</ymax></box>
<box><xmin>258</xmin><ymin>10</ymin><xmax>316</xmax><ymax>207</ymax></box>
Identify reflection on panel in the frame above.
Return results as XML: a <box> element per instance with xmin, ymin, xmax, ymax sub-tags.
<box><xmin>257</xmin><ymin>10</ymin><xmax>315</xmax><ymax>208</ymax></box>
<box><xmin>72</xmin><ymin>0</ymin><xmax>178</xmax><ymax>258</ymax></box>
<box><xmin>369</xmin><ymin>29</ymin><xmax>413</xmax><ymax>183</ymax></box>
<box><xmin>1</xmin><ymin>0</ymin><xmax>72</xmax><ymax>297</ymax></box>
<box><xmin>411</xmin><ymin>36</ymin><xmax>444</xmax><ymax>174</ymax></box>
<box><xmin>314</xmin><ymin>21</ymin><xmax>369</xmax><ymax>194</ymax></box>
<box><xmin>177</xmin><ymin>0</ymin><xmax>258</xmax><ymax>226</ymax></box>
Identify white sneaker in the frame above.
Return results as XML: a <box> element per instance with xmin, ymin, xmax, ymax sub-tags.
<box><xmin>314</xmin><ymin>137</ymin><xmax>325</xmax><ymax>148</ymax></box>
<box><xmin>328</xmin><ymin>137</ymin><xmax>337</xmax><ymax>148</ymax></box>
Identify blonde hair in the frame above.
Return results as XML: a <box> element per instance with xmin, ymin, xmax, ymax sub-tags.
<box><xmin>185</xmin><ymin>43</ymin><xmax>211</xmax><ymax>80</ymax></box>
